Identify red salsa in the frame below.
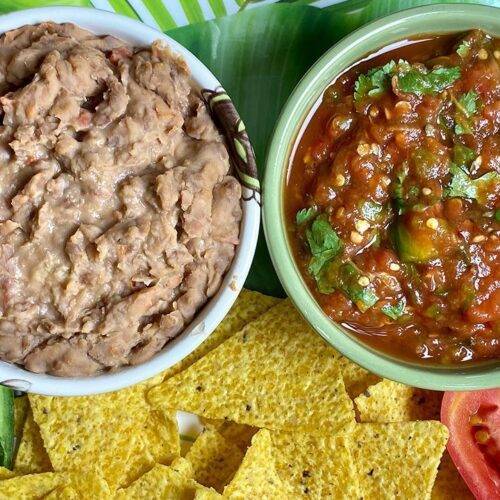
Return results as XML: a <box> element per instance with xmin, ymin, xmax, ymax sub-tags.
<box><xmin>286</xmin><ymin>30</ymin><xmax>500</xmax><ymax>364</ymax></box>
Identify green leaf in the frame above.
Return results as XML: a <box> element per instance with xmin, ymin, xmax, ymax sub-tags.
<box><xmin>456</xmin><ymin>40</ymin><xmax>471</xmax><ymax>58</ymax></box>
<box><xmin>381</xmin><ymin>298</ymin><xmax>406</xmax><ymax>320</ymax></box>
<box><xmin>305</xmin><ymin>215</ymin><xmax>343</xmax><ymax>277</ymax></box>
<box><xmin>360</xmin><ymin>201</ymin><xmax>384</xmax><ymax>221</ymax></box>
<box><xmin>397</xmin><ymin>66</ymin><xmax>461</xmax><ymax>95</ymax></box>
<box><xmin>456</xmin><ymin>91</ymin><xmax>479</xmax><ymax>118</ymax></box>
<box><xmin>296</xmin><ymin>207</ymin><xmax>317</xmax><ymax>225</ymax></box>
<box><xmin>446</xmin><ymin>164</ymin><xmax>500</xmax><ymax>203</ymax></box>
<box><xmin>453</xmin><ymin>144</ymin><xmax>476</xmax><ymax>167</ymax></box>
<box><xmin>0</xmin><ymin>386</ymin><xmax>14</xmax><ymax>469</ymax></box>
<box><xmin>354</xmin><ymin>60</ymin><xmax>396</xmax><ymax>102</ymax></box>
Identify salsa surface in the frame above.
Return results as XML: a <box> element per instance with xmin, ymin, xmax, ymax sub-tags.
<box><xmin>286</xmin><ymin>30</ymin><xmax>500</xmax><ymax>365</ymax></box>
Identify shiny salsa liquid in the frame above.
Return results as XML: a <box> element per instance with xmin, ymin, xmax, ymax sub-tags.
<box><xmin>286</xmin><ymin>30</ymin><xmax>500</xmax><ymax>365</ymax></box>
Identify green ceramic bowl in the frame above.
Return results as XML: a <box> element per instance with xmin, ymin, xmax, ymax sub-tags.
<box><xmin>263</xmin><ymin>4</ymin><xmax>500</xmax><ymax>390</ymax></box>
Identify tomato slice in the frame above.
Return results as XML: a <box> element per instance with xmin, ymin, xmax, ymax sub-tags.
<box><xmin>441</xmin><ymin>390</ymin><xmax>500</xmax><ymax>500</ymax></box>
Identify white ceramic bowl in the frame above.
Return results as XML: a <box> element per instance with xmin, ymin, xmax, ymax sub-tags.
<box><xmin>0</xmin><ymin>7</ymin><xmax>260</xmax><ymax>396</ymax></box>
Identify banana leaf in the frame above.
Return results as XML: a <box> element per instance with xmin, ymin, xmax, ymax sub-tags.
<box><xmin>169</xmin><ymin>0</ymin><xmax>495</xmax><ymax>296</ymax></box>
<box><xmin>0</xmin><ymin>0</ymin><xmax>91</xmax><ymax>14</ymax></box>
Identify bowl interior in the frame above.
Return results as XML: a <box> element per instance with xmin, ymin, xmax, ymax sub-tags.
<box><xmin>0</xmin><ymin>7</ymin><xmax>260</xmax><ymax>396</ymax></box>
<box><xmin>263</xmin><ymin>3</ymin><xmax>500</xmax><ymax>390</ymax></box>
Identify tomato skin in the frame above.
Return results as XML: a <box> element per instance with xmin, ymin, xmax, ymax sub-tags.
<box><xmin>441</xmin><ymin>390</ymin><xmax>500</xmax><ymax>500</ymax></box>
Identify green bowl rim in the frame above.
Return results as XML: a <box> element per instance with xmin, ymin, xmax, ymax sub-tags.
<box><xmin>263</xmin><ymin>3</ymin><xmax>500</xmax><ymax>390</ymax></box>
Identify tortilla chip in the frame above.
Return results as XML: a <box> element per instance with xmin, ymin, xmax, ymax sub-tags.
<box><xmin>115</xmin><ymin>461</ymin><xmax>220</xmax><ymax>500</ymax></box>
<box><xmin>186</xmin><ymin>429</ymin><xmax>244</xmax><ymax>492</ymax></box>
<box><xmin>14</xmin><ymin>396</ymin><xmax>29</xmax><ymax>446</ymax></box>
<box><xmin>14</xmin><ymin>410</ymin><xmax>52</xmax><ymax>474</ymax></box>
<box><xmin>44</xmin><ymin>485</ymin><xmax>79</xmax><ymax>499</ymax></box>
<box><xmin>354</xmin><ymin>379</ymin><xmax>442</xmax><ymax>422</ymax></box>
<box><xmin>0</xmin><ymin>471</ymin><xmax>110</xmax><ymax>499</ymax></box>
<box><xmin>29</xmin><ymin>382</ymin><xmax>165</xmax><ymax>490</ymax></box>
<box><xmin>169</xmin><ymin>457</ymin><xmax>194</xmax><ymax>478</ymax></box>
<box><xmin>270</xmin><ymin>430</ymin><xmax>360</xmax><ymax>498</ymax></box>
<box><xmin>338</xmin><ymin>356</ymin><xmax>381</xmax><ymax>399</ymax></box>
<box><xmin>149</xmin><ymin>300</ymin><xmax>354</xmax><ymax>433</ymax></box>
<box><xmin>201</xmin><ymin>418</ymin><xmax>257</xmax><ymax>451</ymax></box>
<box><xmin>194</xmin><ymin>489</ymin><xmax>222</xmax><ymax>499</ymax></box>
<box><xmin>0</xmin><ymin>467</ymin><xmax>15</xmax><ymax>479</ymax></box>
<box><xmin>120</xmin><ymin>408</ymin><xmax>180</xmax><ymax>487</ymax></box>
<box><xmin>161</xmin><ymin>289</ymin><xmax>281</xmax><ymax>381</ymax></box>
<box><xmin>223</xmin><ymin>430</ymin><xmax>286</xmax><ymax>498</ymax></box>
<box><xmin>432</xmin><ymin>451</ymin><xmax>473</xmax><ymax>500</ymax></box>
<box><xmin>351</xmin><ymin>421</ymin><xmax>448</xmax><ymax>499</ymax></box>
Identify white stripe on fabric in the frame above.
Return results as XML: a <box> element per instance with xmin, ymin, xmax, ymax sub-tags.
<box><xmin>222</xmin><ymin>0</ymin><xmax>240</xmax><ymax>16</ymax></box>
<box><xmin>162</xmin><ymin>0</ymin><xmax>189</xmax><ymax>26</ymax></box>
<box><xmin>127</xmin><ymin>0</ymin><xmax>161</xmax><ymax>29</ymax></box>
<box><xmin>90</xmin><ymin>0</ymin><xmax>115</xmax><ymax>12</ymax></box>
<box><xmin>310</xmin><ymin>0</ymin><xmax>349</xmax><ymax>8</ymax></box>
<box><xmin>198</xmin><ymin>0</ymin><xmax>216</xmax><ymax>20</ymax></box>
<box><xmin>246</xmin><ymin>0</ymin><xmax>279</xmax><ymax>9</ymax></box>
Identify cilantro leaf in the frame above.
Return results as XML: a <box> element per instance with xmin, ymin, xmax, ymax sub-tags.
<box><xmin>446</xmin><ymin>164</ymin><xmax>500</xmax><ymax>203</ymax></box>
<box><xmin>456</xmin><ymin>91</ymin><xmax>479</xmax><ymax>117</ymax></box>
<box><xmin>453</xmin><ymin>144</ymin><xmax>476</xmax><ymax>167</ymax></box>
<box><xmin>456</xmin><ymin>40</ymin><xmax>470</xmax><ymax>58</ymax></box>
<box><xmin>296</xmin><ymin>207</ymin><xmax>317</xmax><ymax>225</ymax></box>
<box><xmin>305</xmin><ymin>214</ymin><xmax>343</xmax><ymax>278</ymax></box>
<box><xmin>353</xmin><ymin>61</ymin><xmax>396</xmax><ymax>102</ymax></box>
<box><xmin>397</xmin><ymin>66</ymin><xmax>461</xmax><ymax>95</ymax></box>
<box><xmin>381</xmin><ymin>298</ymin><xmax>406</xmax><ymax>320</ymax></box>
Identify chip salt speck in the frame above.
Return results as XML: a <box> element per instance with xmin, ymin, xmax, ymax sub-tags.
<box><xmin>351</xmin><ymin>421</ymin><xmax>449</xmax><ymax>500</ymax></box>
<box><xmin>186</xmin><ymin>429</ymin><xmax>244</xmax><ymax>492</ymax></box>
<box><xmin>149</xmin><ymin>300</ymin><xmax>354</xmax><ymax>433</ymax></box>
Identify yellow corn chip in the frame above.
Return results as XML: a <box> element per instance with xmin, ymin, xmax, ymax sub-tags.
<box><xmin>201</xmin><ymin>418</ymin><xmax>257</xmax><ymax>451</ymax></box>
<box><xmin>14</xmin><ymin>396</ymin><xmax>29</xmax><ymax>445</ymax></box>
<box><xmin>169</xmin><ymin>457</ymin><xmax>194</xmax><ymax>478</ymax></box>
<box><xmin>351</xmin><ymin>421</ymin><xmax>448</xmax><ymax>500</ymax></box>
<box><xmin>194</xmin><ymin>489</ymin><xmax>223</xmax><ymax>499</ymax></box>
<box><xmin>338</xmin><ymin>356</ymin><xmax>381</xmax><ymax>399</ymax></box>
<box><xmin>0</xmin><ymin>470</ymin><xmax>110</xmax><ymax>499</ymax></box>
<box><xmin>186</xmin><ymin>429</ymin><xmax>244</xmax><ymax>492</ymax></box>
<box><xmin>355</xmin><ymin>379</ymin><xmax>442</xmax><ymax>422</ymax></box>
<box><xmin>269</xmin><ymin>430</ymin><xmax>360</xmax><ymax>498</ymax></box>
<box><xmin>149</xmin><ymin>300</ymin><xmax>354</xmax><ymax>433</ymax></box>
<box><xmin>0</xmin><ymin>467</ymin><xmax>15</xmax><ymax>479</ymax></box>
<box><xmin>29</xmin><ymin>381</ymin><xmax>169</xmax><ymax>490</ymax></box>
<box><xmin>44</xmin><ymin>485</ymin><xmax>79</xmax><ymax>499</ymax></box>
<box><xmin>14</xmin><ymin>410</ymin><xmax>52</xmax><ymax>474</ymax></box>
<box><xmin>223</xmin><ymin>430</ymin><xmax>287</xmax><ymax>499</ymax></box>
<box><xmin>120</xmin><ymin>408</ymin><xmax>180</xmax><ymax>487</ymax></box>
<box><xmin>161</xmin><ymin>289</ymin><xmax>281</xmax><ymax>381</ymax></box>
<box><xmin>432</xmin><ymin>451</ymin><xmax>473</xmax><ymax>500</ymax></box>
<box><xmin>115</xmin><ymin>462</ymin><xmax>219</xmax><ymax>500</ymax></box>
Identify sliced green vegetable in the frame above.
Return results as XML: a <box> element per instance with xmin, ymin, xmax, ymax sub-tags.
<box><xmin>495</xmin><ymin>209</ymin><xmax>500</xmax><ymax>222</ymax></box>
<box><xmin>0</xmin><ymin>386</ymin><xmax>14</xmax><ymax>469</ymax></box>
<box><xmin>305</xmin><ymin>214</ymin><xmax>343</xmax><ymax>278</ymax></box>
<box><xmin>397</xmin><ymin>66</ymin><xmax>460</xmax><ymax>95</ymax></box>
<box><xmin>318</xmin><ymin>260</ymin><xmax>378</xmax><ymax>312</ymax></box>
<box><xmin>381</xmin><ymin>298</ymin><xmax>406</xmax><ymax>320</ymax></box>
<box><xmin>456</xmin><ymin>40</ymin><xmax>471</xmax><ymax>58</ymax></box>
<box><xmin>296</xmin><ymin>207</ymin><xmax>317</xmax><ymax>225</ymax></box>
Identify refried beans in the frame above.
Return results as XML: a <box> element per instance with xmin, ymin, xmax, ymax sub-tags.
<box><xmin>0</xmin><ymin>22</ymin><xmax>242</xmax><ymax>376</ymax></box>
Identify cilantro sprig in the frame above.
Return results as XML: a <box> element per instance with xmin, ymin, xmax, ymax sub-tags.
<box><xmin>396</xmin><ymin>66</ymin><xmax>461</xmax><ymax>95</ymax></box>
<box><xmin>354</xmin><ymin>61</ymin><xmax>396</xmax><ymax>102</ymax></box>
<box><xmin>454</xmin><ymin>91</ymin><xmax>480</xmax><ymax>135</ymax></box>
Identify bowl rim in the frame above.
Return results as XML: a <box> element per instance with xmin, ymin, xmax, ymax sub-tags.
<box><xmin>0</xmin><ymin>6</ymin><xmax>260</xmax><ymax>396</ymax></box>
<box><xmin>263</xmin><ymin>3</ymin><xmax>500</xmax><ymax>390</ymax></box>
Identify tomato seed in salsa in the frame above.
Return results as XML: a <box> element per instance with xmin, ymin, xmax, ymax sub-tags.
<box><xmin>286</xmin><ymin>30</ymin><xmax>500</xmax><ymax>365</ymax></box>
